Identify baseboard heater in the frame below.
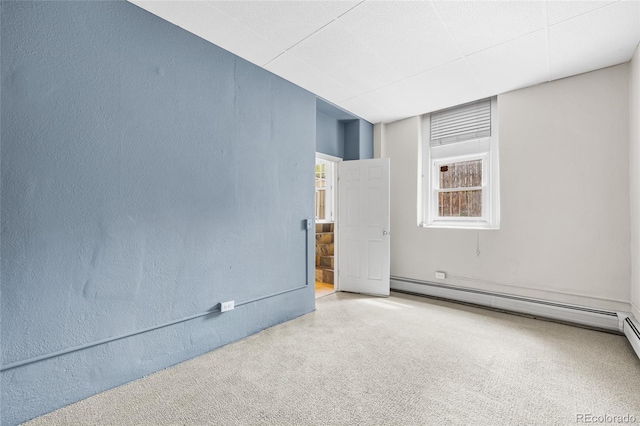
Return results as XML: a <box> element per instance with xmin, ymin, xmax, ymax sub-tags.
<box><xmin>391</xmin><ymin>276</ymin><xmax>627</xmax><ymax>334</ymax></box>
<box><xmin>623</xmin><ymin>316</ymin><xmax>640</xmax><ymax>360</ymax></box>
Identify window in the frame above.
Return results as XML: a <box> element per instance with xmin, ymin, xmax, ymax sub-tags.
<box><xmin>315</xmin><ymin>158</ymin><xmax>334</xmax><ymax>222</ymax></box>
<box><xmin>420</xmin><ymin>97</ymin><xmax>499</xmax><ymax>229</ymax></box>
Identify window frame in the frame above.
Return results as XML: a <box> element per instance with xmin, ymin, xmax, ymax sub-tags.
<box><xmin>315</xmin><ymin>157</ymin><xmax>336</xmax><ymax>223</ymax></box>
<box><xmin>419</xmin><ymin>97</ymin><xmax>499</xmax><ymax>230</ymax></box>
<box><xmin>431</xmin><ymin>153</ymin><xmax>488</xmax><ymax>224</ymax></box>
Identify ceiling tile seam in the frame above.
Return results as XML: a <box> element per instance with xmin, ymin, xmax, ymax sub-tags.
<box><xmin>262</xmin><ymin>20</ymin><xmax>334</xmax><ymax>68</ymax></box>
<box><xmin>429</xmin><ymin>0</ymin><xmax>549</xmax><ymax>59</ymax></box>
<box><xmin>430</xmin><ymin>1</ymin><xmax>465</xmax><ymax>59</ymax></box>
<box><xmin>549</xmin><ymin>0</ymin><xmax>640</xmax><ymax>32</ymax></box>
<box><xmin>263</xmin><ymin>49</ymin><xmax>359</xmax><ymax>103</ymax></box>
<box><xmin>263</xmin><ymin>51</ymin><xmax>288</xmax><ymax>68</ymax></box>
<box><xmin>360</xmin><ymin>6</ymin><xmax>565</xmax><ymax>94</ymax></box>
<box><xmin>543</xmin><ymin>1</ymin><xmax>552</xmax><ymax>82</ymax></box>
<box><xmin>328</xmin><ymin>10</ymin><xmax>459</xmax><ymax>80</ymax></box>
<box><xmin>324</xmin><ymin>1</ymin><xmax>477</xmax><ymax>97</ymax></box>
<box><xmin>337</xmin><ymin>0</ymin><xmax>532</xmax><ymax>104</ymax></box>
<box><xmin>431</xmin><ymin>1</ymin><xmax>487</xmax><ymax>96</ymax></box>
<box><xmin>327</xmin><ymin>14</ymin><xmax>404</xmax><ymax>81</ymax></box>
<box><xmin>337</xmin><ymin>56</ymin><xmax>474</xmax><ymax>104</ymax></box>
<box><xmin>334</xmin><ymin>1</ymin><xmax>367</xmax><ymax>21</ymax></box>
<box><xmin>328</xmin><ymin>1</ymin><xmax>442</xmax><ymax>78</ymax></box>
<box><xmin>458</xmin><ymin>26</ymin><xmax>549</xmax><ymax>59</ymax></box>
<box><xmin>548</xmin><ymin>0</ymin><xmax>624</xmax><ymax>27</ymax></box>
<box><xmin>262</xmin><ymin>1</ymin><xmax>366</xmax><ymax>68</ymax></box>
<box><xmin>282</xmin><ymin>0</ymin><xmax>368</xmax><ymax>50</ymax></box>
<box><xmin>202</xmin><ymin>1</ymin><xmax>285</xmax><ymax>67</ymax></box>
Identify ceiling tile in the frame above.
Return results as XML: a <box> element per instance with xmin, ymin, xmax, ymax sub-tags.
<box><xmin>337</xmin><ymin>96</ymin><xmax>393</xmax><ymax>125</ymax></box>
<box><xmin>131</xmin><ymin>0</ymin><xmax>640</xmax><ymax>124</ymax></box>
<box><xmin>336</xmin><ymin>0</ymin><xmax>462</xmax><ymax>77</ymax></box>
<box><xmin>549</xmin><ymin>1</ymin><xmax>640</xmax><ymax>80</ymax></box>
<box><xmin>467</xmin><ymin>30</ymin><xmax>549</xmax><ymax>96</ymax></box>
<box><xmin>265</xmin><ymin>51</ymin><xmax>358</xmax><ymax>103</ymax></box>
<box><xmin>320</xmin><ymin>1</ymin><xmax>363</xmax><ymax>18</ymax></box>
<box><xmin>434</xmin><ymin>1</ymin><xmax>546</xmax><ymax>55</ymax></box>
<box><xmin>547</xmin><ymin>1</ymin><xmax>617</xmax><ymax>25</ymax></box>
<box><xmin>209</xmin><ymin>1</ymin><xmax>345</xmax><ymax>51</ymax></box>
<box><xmin>286</xmin><ymin>20</ymin><xmax>402</xmax><ymax>95</ymax></box>
<box><xmin>131</xmin><ymin>1</ymin><xmax>282</xmax><ymax>66</ymax></box>
<box><xmin>340</xmin><ymin>59</ymin><xmax>486</xmax><ymax>123</ymax></box>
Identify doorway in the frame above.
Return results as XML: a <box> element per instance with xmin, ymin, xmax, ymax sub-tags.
<box><xmin>315</xmin><ymin>153</ymin><xmax>340</xmax><ymax>298</ymax></box>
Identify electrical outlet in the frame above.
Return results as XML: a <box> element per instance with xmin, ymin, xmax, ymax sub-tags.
<box><xmin>221</xmin><ymin>300</ymin><xmax>234</xmax><ymax>312</ymax></box>
<box><xmin>435</xmin><ymin>271</ymin><xmax>446</xmax><ymax>280</ymax></box>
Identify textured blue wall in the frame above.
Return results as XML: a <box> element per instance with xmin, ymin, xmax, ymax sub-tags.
<box><xmin>315</xmin><ymin>98</ymin><xmax>373</xmax><ymax>160</ymax></box>
<box><xmin>316</xmin><ymin>115</ymin><xmax>373</xmax><ymax>161</ymax></box>
<box><xmin>315</xmin><ymin>111</ymin><xmax>345</xmax><ymax>158</ymax></box>
<box><xmin>359</xmin><ymin>120</ymin><xmax>374</xmax><ymax>160</ymax></box>
<box><xmin>344</xmin><ymin>120</ymin><xmax>360</xmax><ymax>161</ymax></box>
<box><xmin>344</xmin><ymin>120</ymin><xmax>373</xmax><ymax>161</ymax></box>
<box><xmin>1</xmin><ymin>2</ymin><xmax>315</xmax><ymax>424</ymax></box>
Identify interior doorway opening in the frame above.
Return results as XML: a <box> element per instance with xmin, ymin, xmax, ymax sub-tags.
<box><xmin>315</xmin><ymin>154</ymin><xmax>340</xmax><ymax>298</ymax></box>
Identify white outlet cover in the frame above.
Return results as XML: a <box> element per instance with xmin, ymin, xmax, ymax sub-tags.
<box><xmin>221</xmin><ymin>301</ymin><xmax>235</xmax><ymax>312</ymax></box>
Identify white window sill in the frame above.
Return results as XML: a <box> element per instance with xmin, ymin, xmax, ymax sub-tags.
<box><xmin>419</xmin><ymin>222</ymin><xmax>500</xmax><ymax>230</ymax></box>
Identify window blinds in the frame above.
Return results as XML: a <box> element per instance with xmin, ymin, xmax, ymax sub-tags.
<box><xmin>430</xmin><ymin>98</ymin><xmax>491</xmax><ymax>146</ymax></box>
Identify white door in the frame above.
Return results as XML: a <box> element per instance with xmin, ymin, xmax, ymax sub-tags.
<box><xmin>338</xmin><ymin>158</ymin><xmax>390</xmax><ymax>296</ymax></box>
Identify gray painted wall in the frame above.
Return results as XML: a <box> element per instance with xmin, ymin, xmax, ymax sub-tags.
<box><xmin>344</xmin><ymin>120</ymin><xmax>374</xmax><ymax>161</ymax></box>
<box><xmin>359</xmin><ymin>120</ymin><xmax>374</xmax><ymax>160</ymax></box>
<box><xmin>631</xmin><ymin>44</ymin><xmax>640</xmax><ymax>320</ymax></box>
<box><xmin>316</xmin><ymin>115</ymin><xmax>373</xmax><ymax>161</ymax></box>
<box><xmin>315</xmin><ymin>98</ymin><xmax>373</xmax><ymax>160</ymax></box>
<box><xmin>316</xmin><ymin>111</ymin><xmax>345</xmax><ymax>158</ymax></box>
<box><xmin>380</xmin><ymin>64</ymin><xmax>631</xmax><ymax>312</ymax></box>
<box><xmin>344</xmin><ymin>120</ymin><xmax>360</xmax><ymax>160</ymax></box>
<box><xmin>1</xmin><ymin>2</ymin><xmax>316</xmax><ymax>424</ymax></box>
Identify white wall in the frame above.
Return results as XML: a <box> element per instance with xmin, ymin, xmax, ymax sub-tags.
<box><xmin>373</xmin><ymin>122</ymin><xmax>385</xmax><ymax>159</ymax></box>
<box><xmin>631</xmin><ymin>44</ymin><xmax>640</xmax><ymax>319</ymax></box>
<box><xmin>382</xmin><ymin>64</ymin><xmax>631</xmax><ymax>311</ymax></box>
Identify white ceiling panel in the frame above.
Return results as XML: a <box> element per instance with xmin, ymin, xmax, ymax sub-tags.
<box><xmin>209</xmin><ymin>1</ymin><xmax>343</xmax><ymax>51</ymax></box>
<box><xmin>467</xmin><ymin>30</ymin><xmax>549</xmax><ymax>96</ymax></box>
<box><xmin>131</xmin><ymin>1</ymin><xmax>282</xmax><ymax>66</ymax></box>
<box><xmin>337</xmin><ymin>0</ymin><xmax>462</xmax><ymax>76</ymax></box>
<box><xmin>130</xmin><ymin>0</ymin><xmax>640</xmax><ymax>124</ymax></box>
<box><xmin>265</xmin><ymin>51</ymin><xmax>358</xmax><ymax>103</ymax></box>
<box><xmin>319</xmin><ymin>1</ymin><xmax>363</xmax><ymax>18</ymax></box>
<box><xmin>337</xmin><ymin>96</ymin><xmax>393</xmax><ymax>124</ymax></box>
<box><xmin>286</xmin><ymin>20</ymin><xmax>401</xmax><ymax>95</ymax></box>
<box><xmin>340</xmin><ymin>59</ymin><xmax>486</xmax><ymax>123</ymax></box>
<box><xmin>549</xmin><ymin>1</ymin><xmax>640</xmax><ymax>80</ymax></box>
<box><xmin>547</xmin><ymin>1</ymin><xmax>616</xmax><ymax>25</ymax></box>
<box><xmin>434</xmin><ymin>1</ymin><xmax>546</xmax><ymax>55</ymax></box>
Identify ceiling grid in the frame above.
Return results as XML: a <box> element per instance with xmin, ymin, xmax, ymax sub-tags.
<box><xmin>130</xmin><ymin>0</ymin><xmax>640</xmax><ymax>123</ymax></box>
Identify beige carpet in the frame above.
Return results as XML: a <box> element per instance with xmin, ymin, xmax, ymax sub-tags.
<box><xmin>26</xmin><ymin>291</ymin><xmax>640</xmax><ymax>425</ymax></box>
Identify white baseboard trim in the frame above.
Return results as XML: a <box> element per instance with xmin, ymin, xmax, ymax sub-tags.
<box><xmin>622</xmin><ymin>315</ymin><xmax>640</xmax><ymax>360</ymax></box>
<box><xmin>391</xmin><ymin>276</ymin><xmax>623</xmax><ymax>333</ymax></box>
<box><xmin>632</xmin><ymin>302</ymin><xmax>640</xmax><ymax>322</ymax></box>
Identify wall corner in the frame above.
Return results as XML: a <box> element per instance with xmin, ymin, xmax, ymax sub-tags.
<box><xmin>374</xmin><ymin>123</ymin><xmax>386</xmax><ymax>159</ymax></box>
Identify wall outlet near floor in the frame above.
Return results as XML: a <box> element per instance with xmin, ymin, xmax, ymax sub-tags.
<box><xmin>435</xmin><ymin>271</ymin><xmax>446</xmax><ymax>280</ymax></box>
<box><xmin>221</xmin><ymin>300</ymin><xmax>235</xmax><ymax>312</ymax></box>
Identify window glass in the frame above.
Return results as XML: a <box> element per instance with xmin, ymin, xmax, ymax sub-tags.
<box><xmin>421</xmin><ymin>97</ymin><xmax>499</xmax><ymax>229</ymax></box>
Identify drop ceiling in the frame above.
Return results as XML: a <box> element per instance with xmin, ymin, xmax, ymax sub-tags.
<box><xmin>130</xmin><ymin>0</ymin><xmax>640</xmax><ymax>124</ymax></box>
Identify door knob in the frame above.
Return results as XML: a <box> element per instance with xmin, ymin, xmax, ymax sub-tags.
<box><xmin>383</xmin><ymin>231</ymin><xmax>389</xmax><ymax>236</ymax></box>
